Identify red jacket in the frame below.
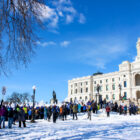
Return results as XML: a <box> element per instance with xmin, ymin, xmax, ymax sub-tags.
<box><xmin>106</xmin><ymin>106</ymin><xmax>110</xmax><ymax>112</ymax></box>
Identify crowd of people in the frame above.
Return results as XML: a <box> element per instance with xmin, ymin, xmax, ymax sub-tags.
<box><xmin>0</xmin><ymin>99</ymin><xmax>139</xmax><ymax>129</ymax></box>
<box><xmin>0</xmin><ymin>100</ymin><xmax>26</xmax><ymax>129</ymax></box>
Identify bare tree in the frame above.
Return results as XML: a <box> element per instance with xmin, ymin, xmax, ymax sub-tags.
<box><xmin>7</xmin><ymin>92</ymin><xmax>31</xmax><ymax>104</ymax></box>
<box><xmin>0</xmin><ymin>0</ymin><xmax>46</xmax><ymax>74</ymax></box>
<box><xmin>7</xmin><ymin>92</ymin><xmax>22</xmax><ymax>104</ymax></box>
<box><xmin>22</xmin><ymin>92</ymin><xmax>31</xmax><ymax>104</ymax></box>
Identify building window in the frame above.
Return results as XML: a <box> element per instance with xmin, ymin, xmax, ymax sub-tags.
<box><xmin>135</xmin><ymin>74</ymin><xmax>140</xmax><ymax>86</ymax></box>
<box><xmin>100</xmin><ymin>80</ymin><xmax>102</xmax><ymax>84</ymax></box>
<box><xmin>75</xmin><ymin>83</ymin><xmax>77</xmax><ymax>86</ymax></box>
<box><xmin>106</xmin><ymin>79</ymin><xmax>108</xmax><ymax>83</ymax></box>
<box><xmin>80</xmin><ymin>97</ymin><xmax>82</xmax><ymax>100</ymax></box>
<box><xmin>85</xmin><ymin>96</ymin><xmax>87</xmax><ymax>101</ymax></box>
<box><xmin>86</xmin><ymin>88</ymin><xmax>88</xmax><ymax>92</ymax></box>
<box><xmin>106</xmin><ymin>95</ymin><xmax>109</xmax><ymax>100</ymax></box>
<box><xmin>81</xmin><ymin>83</ymin><xmax>82</xmax><ymax>86</ymax></box>
<box><xmin>94</xmin><ymin>81</ymin><xmax>96</xmax><ymax>84</ymax></box>
<box><xmin>124</xmin><ymin>92</ymin><xmax>127</xmax><ymax>100</ymax></box>
<box><xmin>86</xmin><ymin>82</ymin><xmax>88</xmax><ymax>85</ymax></box>
<box><xmin>112</xmin><ymin>84</ymin><xmax>115</xmax><ymax>90</ymax></box>
<box><xmin>119</xmin><ymin>77</ymin><xmax>120</xmax><ymax>81</ymax></box>
<box><xmin>75</xmin><ymin>89</ymin><xmax>77</xmax><ymax>94</ymax></box>
<box><xmin>124</xmin><ymin>81</ymin><xmax>127</xmax><ymax>87</ymax></box>
<box><xmin>94</xmin><ymin>87</ymin><xmax>97</xmax><ymax>92</ymax></box>
<box><xmin>71</xmin><ymin>85</ymin><xmax>73</xmax><ymax>88</ymax></box>
<box><xmin>113</xmin><ymin>94</ymin><xmax>115</xmax><ymax>100</ymax></box>
<box><xmin>81</xmin><ymin>88</ymin><xmax>83</xmax><ymax>93</ymax></box>
<box><xmin>106</xmin><ymin>85</ymin><xmax>109</xmax><ymax>91</ymax></box>
<box><xmin>124</xmin><ymin>75</ymin><xmax>126</xmax><ymax>77</ymax></box>
<box><xmin>71</xmin><ymin>90</ymin><xmax>73</xmax><ymax>95</ymax></box>
<box><xmin>112</xmin><ymin>78</ymin><xmax>115</xmax><ymax>82</ymax></box>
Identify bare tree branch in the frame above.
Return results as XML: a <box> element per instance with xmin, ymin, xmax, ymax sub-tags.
<box><xmin>0</xmin><ymin>0</ymin><xmax>46</xmax><ymax>75</ymax></box>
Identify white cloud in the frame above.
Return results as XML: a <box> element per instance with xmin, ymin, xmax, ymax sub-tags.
<box><xmin>66</xmin><ymin>15</ymin><xmax>74</xmax><ymax>23</ymax></box>
<box><xmin>14</xmin><ymin>0</ymin><xmax>84</xmax><ymax>29</ymax></box>
<box><xmin>79</xmin><ymin>13</ymin><xmax>86</xmax><ymax>24</ymax></box>
<box><xmin>53</xmin><ymin>0</ymin><xmax>72</xmax><ymax>5</ymax></box>
<box><xmin>34</xmin><ymin>3</ymin><xmax>59</xmax><ymax>28</ymax></box>
<box><xmin>36</xmin><ymin>41</ymin><xmax>56</xmax><ymax>47</ymax></box>
<box><xmin>73</xmin><ymin>36</ymin><xmax>128</xmax><ymax>69</ymax></box>
<box><xmin>36</xmin><ymin>0</ymin><xmax>86</xmax><ymax>28</ymax></box>
<box><xmin>60</xmin><ymin>41</ymin><xmax>70</xmax><ymax>47</ymax></box>
<box><xmin>63</xmin><ymin>7</ymin><xmax>76</xmax><ymax>14</ymax></box>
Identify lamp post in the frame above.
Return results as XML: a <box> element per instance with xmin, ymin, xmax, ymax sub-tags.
<box><xmin>31</xmin><ymin>85</ymin><xmax>36</xmax><ymax>123</ymax></box>
<box><xmin>2</xmin><ymin>86</ymin><xmax>6</xmax><ymax>101</ymax></box>
<box><xmin>118</xmin><ymin>84</ymin><xmax>122</xmax><ymax>101</ymax></box>
<box><xmin>96</xmin><ymin>84</ymin><xmax>100</xmax><ymax>103</ymax></box>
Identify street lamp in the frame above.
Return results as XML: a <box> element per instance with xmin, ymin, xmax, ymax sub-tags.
<box><xmin>96</xmin><ymin>84</ymin><xmax>100</xmax><ymax>103</ymax></box>
<box><xmin>31</xmin><ymin>85</ymin><xmax>36</xmax><ymax>123</ymax></box>
<box><xmin>118</xmin><ymin>84</ymin><xmax>122</xmax><ymax>101</ymax></box>
<box><xmin>2</xmin><ymin>86</ymin><xmax>6</xmax><ymax>101</ymax></box>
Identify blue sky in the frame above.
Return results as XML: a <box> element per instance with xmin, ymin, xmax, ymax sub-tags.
<box><xmin>1</xmin><ymin>0</ymin><xmax>140</xmax><ymax>103</ymax></box>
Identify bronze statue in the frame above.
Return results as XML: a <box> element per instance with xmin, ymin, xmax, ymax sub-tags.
<box><xmin>52</xmin><ymin>90</ymin><xmax>57</xmax><ymax>104</ymax></box>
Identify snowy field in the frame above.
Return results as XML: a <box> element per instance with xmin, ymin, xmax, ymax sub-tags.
<box><xmin>0</xmin><ymin>110</ymin><xmax>140</xmax><ymax>140</ymax></box>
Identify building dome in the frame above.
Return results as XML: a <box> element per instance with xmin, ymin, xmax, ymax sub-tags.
<box><xmin>93</xmin><ymin>72</ymin><xmax>103</xmax><ymax>76</ymax></box>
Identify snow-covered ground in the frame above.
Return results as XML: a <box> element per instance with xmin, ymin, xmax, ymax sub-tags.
<box><xmin>0</xmin><ymin>110</ymin><xmax>140</xmax><ymax>140</ymax></box>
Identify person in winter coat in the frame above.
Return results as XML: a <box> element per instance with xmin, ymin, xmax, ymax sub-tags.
<box><xmin>124</xmin><ymin>105</ymin><xmax>127</xmax><ymax>115</ymax></box>
<box><xmin>72</xmin><ymin>104</ymin><xmax>78</xmax><ymax>120</ymax></box>
<box><xmin>7</xmin><ymin>107</ymin><xmax>14</xmax><ymax>128</ymax></box>
<box><xmin>133</xmin><ymin>105</ymin><xmax>136</xmax><ymax>115</ymax></box>
<box><xmin>94</xmin><ymin>102</ymin><xmax>98</xmax><ymax>114</ymax></box>
<box><xmin>87</xmin><ymin>105</ymin><xmax>91</xmax><ymax>120</ymax></box>
<box><xmin>23</xmin><ymin>106</ymin><xmax>28</xmax><ymax>120</ymax></box>
<box><xmin>136</xmin><ymin>105</ymin><xmax>138</xmax><ymax>114</ymax></box>
<box><xmin>83</xmin><ymin>104</ymin><xmax>86</xmax><ymax>113</ymax></box>
<box><xmin>17</xmin><ymin>107</ymin><xmax>26</xmax><ymax>127</ymax></box>
<box><xmin>0</xmin><ymin>105</ymin><xmax>7</xmax><ymax>128</ymax></box>
<box><xmin>78</xmin><ymin>104</ymin><xmax>81</xmax><ymax>113</ymax></box>
<box><xmin>106</xmin><ymin>105</ymin><xmax>111</xmax><ymax>117</ymax></box>
<box><xmin>44</xmin><ymin>107</ymin><xmax>47</xmax><ymax>120</ymax></box>
<box><xmin>129</xmin><ymin>105</ymin><xmax>132</xmax><ymax>115</ymax></box>
<box><xmin>13</xmin><ymin>108</ymin><xmax>17</xmax><ymax>125</ymax></box>
<box><xmin>28</xmin><ymin>108</ymin><xmax>32</xmax><ymax>120</ymax></box>
<box><xmin>119</xmin><ymin>105</ymin><xmax>123</xmax><ymax>115</ymax></box>
<box><xmin>52</xmin><ymin>105</ymin><xmax>58</xmax><ymax>123</ymax></box>
<box><xmin>91</xmin><ymin>102</ymin><xmax>95</xmax><ymax>113</ymax></box>
<box><xmin>47</xmin><ymin>106</ymin><xmax>52</xmax><ymax>122</ymax></box>
<box><xmin>62</xmin><ymin>105</ymin><xmax>67</xmax><ymax>121</ymax></box>
<box><xmin>97</xmin><ymin>104</ymin><xmax>100</xmax><ymax>111</ymax></box>
<box><xmin>114</xmin><ymin>102</ymin><xmax>118</xmax><ymax>112</ymax></box>
<box><xmin>66</xmin><ymin>104</ymin><xmax>70</xmax><ymax>115</ymax></box>
<box><xmin>59</xmin><ymin>106</ymin><xmax>63</xmax><ymax>119</ymax></box>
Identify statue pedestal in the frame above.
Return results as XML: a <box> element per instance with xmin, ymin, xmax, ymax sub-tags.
<box><xmin>50</xmin><ymin>99</ymin><xmax>54</xmax><ymax>104</ymax></box>
<box><xmin>50</xmin><ymin>98</ymin><xmax>58</xmax><ymax>104</ymax></box>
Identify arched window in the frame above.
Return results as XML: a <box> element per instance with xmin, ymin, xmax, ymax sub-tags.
<box><xmin>85</xmin><ymin>96</ymin><xmax>87</xmax><ymax>101</ymax></box>
<box><xmin>135</xmin><ymin>74</ymin><xmax>140</xmax><ymax>86</ymax></box>
<box><xmin>136</xmin><ymin>91</ymin><xmax>140</xmax><ymax>100</ymax></box>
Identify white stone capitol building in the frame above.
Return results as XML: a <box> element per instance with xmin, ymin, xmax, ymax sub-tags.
<box><xmin>68</xmin><ymin>38</ymin><xmax>140</xmax><ymax>103</ymax></box>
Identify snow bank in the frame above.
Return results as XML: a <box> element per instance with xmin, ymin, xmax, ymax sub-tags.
<box><xmin>0</xmin><ymin>110</ymin><xmax>140</xmax><ymax>140</ymax></box>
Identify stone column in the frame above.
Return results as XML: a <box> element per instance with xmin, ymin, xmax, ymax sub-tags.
<box><xmin>136</xmin><ymin>38</ymin><xmax>140</xmax><ymax>61</ymax></box>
